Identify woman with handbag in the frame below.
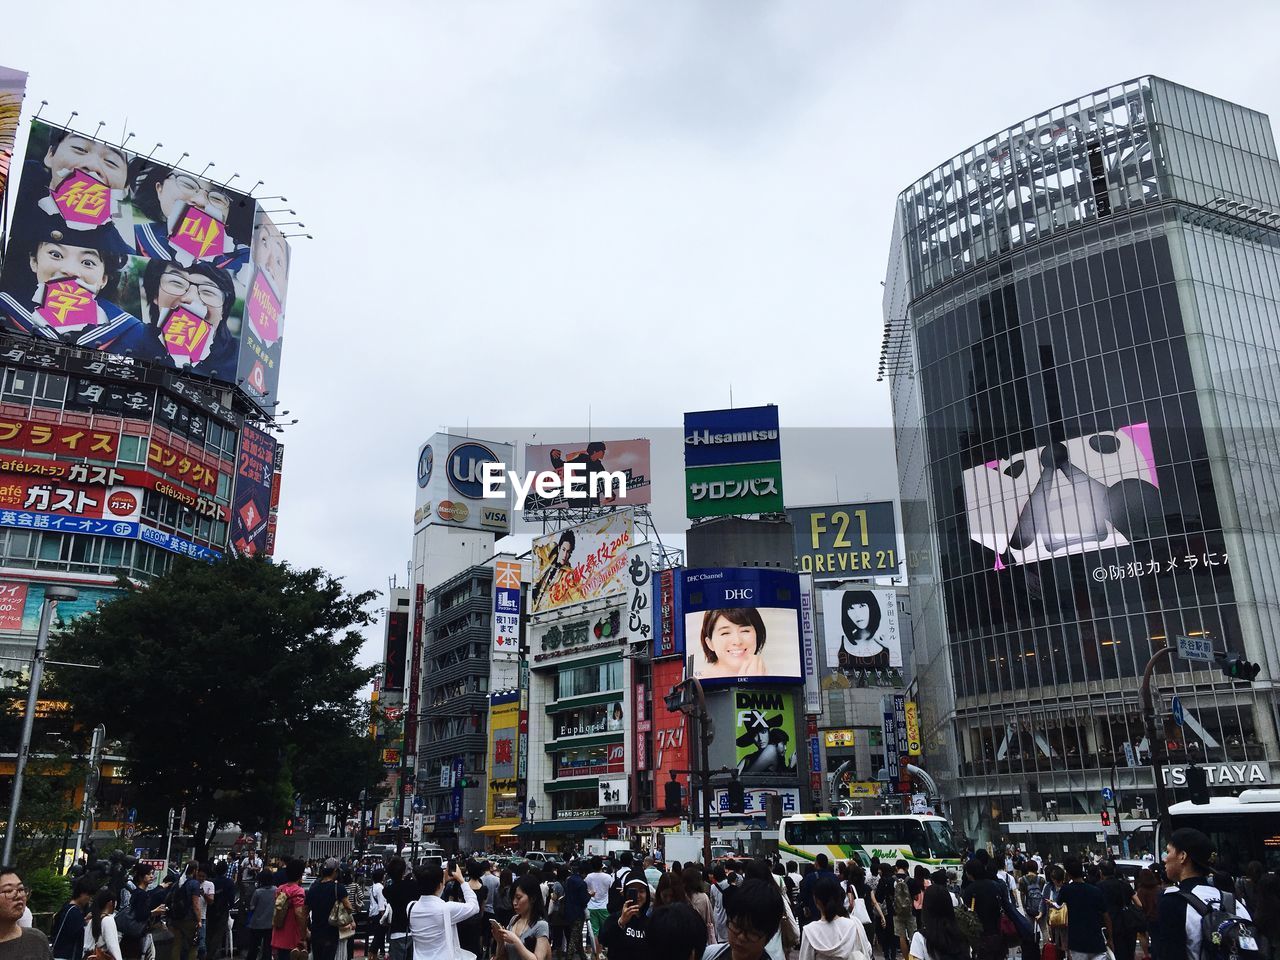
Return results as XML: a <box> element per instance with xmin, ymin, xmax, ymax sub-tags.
<box><xmin>799</xmin><ymin>876</ymin><xmax>873</xmax><ymax>960</ymax></box>
<box><xmin>304</xmin><ymin>859</ymin><xmax>355</xmax><ymax>960</ymax></box>
<box><xmin>366</xmin><ymin>868</ymin><xmax>389</xmax><ymax>960</ymax></box>
<box><xmin>84</xmin><ymin>890</ymin><xmax>124</xmax><ymax>960</ymax></box>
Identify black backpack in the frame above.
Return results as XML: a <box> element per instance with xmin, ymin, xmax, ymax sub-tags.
<box><xmin>165</xmin><ymin>879</ymin><xmax>193</xmax><ymax>921</ymax></box>
<box><xmin>606</xmin><ymin>867</ymin><xmax>630</xmax><ymax>913</ymax></box>
<box><xmin>113</xmin><ymin>886</ymin><xmax>148</xmax><ymax>940</ymax></box>
<box><xmin>1179</xmin><ymin>890</ymin><xmax>1263</xmax><ymax>960</ymax></box>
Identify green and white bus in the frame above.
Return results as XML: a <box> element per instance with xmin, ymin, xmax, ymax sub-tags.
<box><xmin>779</xmin><ymin>814</ymin><xmax>962</xmax><ymax>872</ymax></box>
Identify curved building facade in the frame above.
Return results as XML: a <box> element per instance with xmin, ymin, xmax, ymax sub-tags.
<box><xmin>884</xmin><ymin>77</ymin><xmax>1280</xmax><ymax>845</ymax></box>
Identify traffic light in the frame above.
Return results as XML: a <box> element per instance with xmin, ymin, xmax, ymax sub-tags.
<box><xmin>283</xmin><ymin>818</ymin><xmax>294</xmax><ymax>836</ymax></box>
<box><xmin>1222</xmin><ymin>657</ymin><xmax>1262</xmax><ymax>682</ymax></box>
<box><xmin>1100</xmin><ymin>811</ymin><xmax>1111</xmax><ymax>827</ymax></box>
<box><xmin>727</xmin><ymin>777</ymin><xmax>746</xmax><ymax>814</ymax></box>
<box><xmin>664</xmin><ymin>776</ymin><xmax>683</xmax><ymax>815</ymax></box>
<box><xmin>1186</xmin><ymin>764</ymin><xmax>1211</xmax><ymax>804</ymax></box>
<box><xmin>456</xmin><ymin>776</ymin><xmax>476</xmax><ymax>789</ymax></box>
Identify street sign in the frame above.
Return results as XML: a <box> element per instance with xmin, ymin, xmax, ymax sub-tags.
<box><xmin>1172</xmin><ymin>696</ymin><xmax>1185</xmax><ymax>727</ymax></box>
<box><xmin>1100</xmin><ymin>787</ymin><xmax>1114</xmax><ymax>803</ymax></box>
<box><xmin>1177</xmin><ymin>635</ymin><xmax>1215</xmax><ymax>662</ymax></box>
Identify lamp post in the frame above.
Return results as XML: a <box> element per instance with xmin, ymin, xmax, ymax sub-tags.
<box><xmin>3</xmin><ymin>584</ymin><xmax>78</xmax><ymax>864</ymax></box>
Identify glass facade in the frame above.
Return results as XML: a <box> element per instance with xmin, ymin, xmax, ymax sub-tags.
<box><xmin>886</xmin><ymin>77</ymin><xmax>1280</xmax><ymax>842</ymax></box>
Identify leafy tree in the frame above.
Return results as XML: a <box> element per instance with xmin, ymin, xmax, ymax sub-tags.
<box><xmin>46</xmin><ymin>556</ymin><xmax>380</xmax><ymax>858</ymax></box>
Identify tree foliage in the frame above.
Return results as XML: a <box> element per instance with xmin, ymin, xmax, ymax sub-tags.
<box><xmin>46</xmin><ymin>556</ymin><xmax>380</xmax><ymax>856</ymax></box>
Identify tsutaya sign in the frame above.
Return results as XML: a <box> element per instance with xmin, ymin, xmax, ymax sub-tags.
<box><xmin>1161</xmin><ymin>763</ymin><xmax>1269</xmax><ymax>786</ymax></box>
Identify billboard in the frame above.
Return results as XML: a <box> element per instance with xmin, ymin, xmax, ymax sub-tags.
<box><xmin>684</xmin><ymin>405</ymin><xmax>783</xmax><ymax>520</ymax></box>
<box><xmin>625</xmin><ymin>543</ymin><xmax>654</xmax><ymax>651</ymax></box>
<box><xmin>0</xmin><ymin>66</ymin><xmax>26</xmax><ymax>199</ymax></box>
<box><xmin>651</xmin><ymin>657</ymin><xmax>690</xmax><ymax>795</ymax></box>
<box><xmin>487</xmin><ymin>695</ymin><xmax>520</xmax><ymax>823</ymax></box>
<box><xmin>0</xmin><ymin>477</ymin><xmax>142</xmax><ymax>522</ymax></box>
<box><xmin>523</xmin><ymin>438</ymin><xmax>651</xmax><ymax>509</ymax></box>
<box><xmin>681</xmin><ymin>568</ymin><xmax>802</xmax><ymax>686</ymax></box>
<box><xmin>0</xmin><ymin>121</ymin><xmax>288</xmax><ymax>406</ymax></box>
<box><xmin>492</xmin><ymin>559</ymin><xmax>521</xmax><ymax>660</ymax></box>
<box><xmin>712</xmin><ymin>786</ymin><xmax>800</xmax><ymax>819</ymax></box>
<box><xmin>236</xmin><ymin>210</ymin><xmax>291</xmax><ymax>407</ymax></box>
<box><xmin>820</xmin><ymin>588</ymin><xmax>902</xmax><ymax>679</ymax></box>
<box><xmin>961</xmin><ymin>422</ymin><xmax>1160</xmax><ymax>568</ymax></box>
<box><xmin>0</xmin><ymin>582</ymin><xmax>27</xmax><ymax>631</ymax></box>
<box><xmin>383</xmin><ymin>610</ymin><xmax>408</xmax><ymax>693</ymax></box>
<box><xmin>228</xmin><ymin>424</ymin><xmax>276</xmax><ymax>556</ymax></box>
<box><xmin>733</xmin><ymin>688</ymin><xmax>798</xmax><ymax>775</ymax></box>
<box><xmin>529</xmin><ymin>511</ymin><xmax>632</xmax><ymax>615</ymax></box>
<box><xmin>788</xmin><ymin>501</ymin><xmax>900</xmax><ymax>579</ymax></box>
<box><xmin>414</xmin><ymin>433</ymin><xmax>514</xmax><ymax>534</ymax></box>
<box><xmin>266</xmin><ymin>443</ymin><xmax>284</xmax><ymax>556</ymax></box>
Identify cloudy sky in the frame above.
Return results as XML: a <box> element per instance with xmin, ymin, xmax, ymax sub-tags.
<box><xmin>4</xmin><ymin>0</ymin><xmax>1280</xmax><ymax>663</ymax></box>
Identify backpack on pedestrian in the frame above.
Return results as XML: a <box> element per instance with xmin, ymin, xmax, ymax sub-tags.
<box><xmin>165</xmin><ymin>879</ymin><xmax>191</xmax><ymax>922</ymax></box>
<box><xmin>1023</xmin><ymin>876</ymin><xmax>1045</xmax><ymax>921</ymax></box>
<box><xmin>606</xmin><ymin>867</ymin><xmax>629</xmax><ymax>914</ymax></box>
<box><xmin>892</xmin><ymin>876</ymin><xmax>913</xmax><ymax>922</ymax></box>
<box><xmin>1178</xmin><ymin>890</ymin><xmax>1263</xmax><ymax>960</ymax></box>
<box><xmin>272</xmin><ymin>889</ymin><xmax>291</xmax><ymax>929</ymax></box>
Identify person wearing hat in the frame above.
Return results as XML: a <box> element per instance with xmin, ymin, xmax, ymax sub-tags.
<box><xmin>0</xmin><ymin>213</ymin><xmax>156</xmax><ymax>356</ymax></box>
<box><xmin>597</xmin><ymin>876</ymin><xmax>652</xmax><ymax>960</ymax></box>
<box><xmin>304</xmin><ymin>859</ymin><xmax>352</xmax><ymax>960</ymax></box>
<box><xmin>736</xmin><ymin>712</ymin><xmax>794</xmax><ymax>775</ymax></box>
<box><xmin>1153</xmin><ymin>828</ymin><xmax>1252</xmax><ymax>960</ymax></box>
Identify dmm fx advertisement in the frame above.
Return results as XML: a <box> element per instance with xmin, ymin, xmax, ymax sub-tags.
<box><xmin>0</xmin><ymin>120</ymin><xmax>292</xmax><ymax>407</ymax></box>
<box><xmin>530</xmin><ymin>511</ymin><xmax>632</xmax><ymax>615</ymax></box>
<box><xmin>788</xmin><ymin>501</ymin><xmax>900</xmax><ymax>579</ymax></box>
<box><xmin>684</xmin><ymin>405</ymin><xmax>784</xmax><ymax>519</ymax></box>
<box><xmin>680</xmin><ymin>568</ymin><xmax>802</xmax><ymax>686</ymax></box>
<box><xmin>414</xmin><ymin>433</ymin><xmax>514</xmax><ymax>534</ymax></box>
<box><xmin>733</xmin><ymin>688</ymin><xmax>797</xmax><ymax>775</ymax></box>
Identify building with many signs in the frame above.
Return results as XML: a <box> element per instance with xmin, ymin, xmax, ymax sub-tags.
<box><xmin>884</xmin><ymin>76</ymin><xmax>1280</xmax><ymax>844</ymax></box>
<box><xmin>0</xmin><ymin>81</ymin><xmax>291</xmax><ymax>680</ymax></box>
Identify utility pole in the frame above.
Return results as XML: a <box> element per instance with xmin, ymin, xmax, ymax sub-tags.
<box><xmin>2</xmin><ymin>585</ymin><xmax>78</xmax><ymax>864</ymax></box>
<box><xmin>664</xmin><ymin>678</ymin><xmax>714</xmax><ymax>865</ymax></box>
<box><xmin>1140</xmin><ymin>646</ymin><xmax>1176</xmax><ymax>828</ymax></box>
<box><xmin>71</xmin><ymin>723</ymin><xmax>106</xmax><ymax>866</ymax></box>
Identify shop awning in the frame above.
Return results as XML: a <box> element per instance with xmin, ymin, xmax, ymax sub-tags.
<box><xmin>634</xmin><ymin>816</ymin><xmax>681</xmax><ymax>828</ymax></box>
<box><xmin>474</xmin><ymin>823</ymin><xmax>519</xmax><ymax>836</ymax></box>
<box><xmin>513</xmin><ymin>818</ymin><xmax>605</xmax><ymax>836</ymax></box>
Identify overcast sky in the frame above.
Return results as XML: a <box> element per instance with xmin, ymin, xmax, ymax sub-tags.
<box><xmin>4</xmin><ymin>0</ymin><xmax>1280</xmax><ymax>664</ymax></box>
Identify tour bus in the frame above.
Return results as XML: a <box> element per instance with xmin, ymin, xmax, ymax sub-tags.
<box><xmin>1160</xmin><ymin>789</ymin><xmax>1280</xmax><ymax>872</ymax></box>
<box><xmin>779</xmin><ymin>813</ymin><xmax>962</xmax><ymax>872</ymax></box>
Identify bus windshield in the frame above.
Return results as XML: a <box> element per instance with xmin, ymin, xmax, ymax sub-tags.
<box><xmin>1173</xmin><ymin>810</ymin><xmax>1280</xmax><ymax>873</ymax></box>
<box><xmin>925</xmin><ymin>820</ymin><xmax>959</xmax><ymax>859</ymax></box>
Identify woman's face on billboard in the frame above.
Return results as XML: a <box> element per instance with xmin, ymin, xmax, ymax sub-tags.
<box><xmin>46</xmin><ymin>136</ymin><xmax>128</xmax><ymax>191</ymax></box>
<box><xmin>849</xmin><ymin>602</ymin><xmax>871</xmax><ymax>630</ymax></box>
<box><xmin>31</xmin><ymin>242</ymin><xmax>107</xmax><ymax>291</ymax></box>
<box><xmin>707</xmin><ymin>615</ymin><xmax>757</xmax><ymax>669</ymax></box>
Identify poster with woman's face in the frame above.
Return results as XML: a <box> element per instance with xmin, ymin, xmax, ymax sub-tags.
<box><xmin>820</xmin><ymin>588</ymin><xmax>901</xmax><ymax>677</ymax></box>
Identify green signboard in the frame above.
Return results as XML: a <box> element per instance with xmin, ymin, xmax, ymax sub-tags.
<box><xmin>686</xmin><ymin>460</ymin><xmax>784</xmax><ymax>519</ymax></box>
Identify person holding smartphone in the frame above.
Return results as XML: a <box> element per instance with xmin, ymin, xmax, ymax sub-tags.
<box><xmin>598</xmin><ymin>878</ymin><xmax>652</xmax><ymax>960</ymax></box>
<box><xmin>407</xmin><ymin>863</ymin><xmax>477</xmax><ymax>960</ymax></box>
<box><xmin>492</xmin><ymin>876</ymin><xmax>550</xmax><ymax>960</ymax></box>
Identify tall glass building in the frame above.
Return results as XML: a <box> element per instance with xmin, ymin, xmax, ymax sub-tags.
<box><xmin>884</xmin><ymin>77</ymin><xmax>1280</xmax><ymax>845</ymax></box>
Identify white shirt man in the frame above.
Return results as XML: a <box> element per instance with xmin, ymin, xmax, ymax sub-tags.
<box><xmin>407</xmin><ymin>864</ymin><xmax>477</xmax><ymax>960</ymax></box>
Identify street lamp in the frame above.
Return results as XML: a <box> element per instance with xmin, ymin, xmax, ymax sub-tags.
<box><xmin>3</xmin><ymin>585</ymin><xmax>78</xmax><ymax>863</ymax></box>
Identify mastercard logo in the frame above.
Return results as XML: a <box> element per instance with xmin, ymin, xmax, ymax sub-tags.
<box><xmin>437</xmin><ymin>500</ymin><xmax>470</xmax><ymax>523</ymax></box>
<box><xmin>107</xmin><ymin>492</ymin><xmax>138</xmax><ymax>515</ymax></box>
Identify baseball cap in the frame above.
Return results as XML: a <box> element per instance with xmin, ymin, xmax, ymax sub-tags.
<box><xmin>323</xmin><ymin>857</ymin><xmax>340</xmax><ymax>874</ymax></box>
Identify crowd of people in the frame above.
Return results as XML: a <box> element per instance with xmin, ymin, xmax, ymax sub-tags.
<box><xmin>1</xmin><ymin>826</ymin><xmax>1276</xmax><ymax>960</ymax></box>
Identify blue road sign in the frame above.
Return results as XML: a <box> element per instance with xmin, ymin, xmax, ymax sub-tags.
<box><xmin>1100</xmin><ymin>787</ymin><xmax>1114</xmax><ymax>803</ymax></box>
<box><xmin>1172</xmin><ymin>696</ymin><xmax>1185</xmax><ymax>727</ymax></box>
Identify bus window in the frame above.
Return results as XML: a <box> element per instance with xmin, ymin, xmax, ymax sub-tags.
<box><xmin>924</xmin><ymin>820</ymin><xmax>959</xmax><ymax>859</ymax></box>
<box><xmin>902</xmin><ymin>821</ymin><xmax>931</xmax><ymax>858</ymax></box>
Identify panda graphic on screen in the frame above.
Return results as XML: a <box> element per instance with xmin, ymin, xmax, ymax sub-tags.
<box><xmin>961</xmin><ymin>422</ymin><xmax>1163</xmax><ymax>569</ymax></box>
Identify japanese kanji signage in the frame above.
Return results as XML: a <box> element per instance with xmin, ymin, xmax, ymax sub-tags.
<box><xmin>683</xmin><ymin>405</ymin><xmax>784</xmax><ymax>519</ymax></box>
<box><xmin>266</xmin><ymin>443</ymin><xmax>284</xmax><ymax>556</ymax></box>
<box><xmin>492</xmin><ymin>558</ymin><xmax>521</xmax><ymax>660</ymax></box>
<box><xmin>148</xmin><ymin>437</ymin><xmax>219</xmax><ymax>495</ymax></box>
<box><xmin>625</xmin><ymin>543</ymin><xmax>654</xmax><ymax>650</ymax></box>
<box><xmin>0</xmin><ymin>417</ymin><xmax>118</xmax><ymax>458</ymax></box>
<box><xmin>0</xmin><ymin>582</ymin><xmax>27</xmax><ymax>631</ymax></box>
<box><xmin>0</xmin><ymin>478</ymin><xmax>141</xmax><ymax>521</ymax></box>
<box><xmin>529</xmin><ymin>511</ymin><xmax>632</xmax><ymax>615</ymax></box>
<box><xmin>229</xmin><ymin>424</ymin><xmax>275</xmax><ymax>556</ymax></box>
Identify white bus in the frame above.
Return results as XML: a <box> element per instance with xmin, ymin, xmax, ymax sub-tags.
<box><xmin>779</xmin><ymin>814</ymin><xmax>962</xmax><ymax>873</ymax></box>
<box><xmin>1162</xmin><ymin>789</ymin><xmax>1280</xmax><ymax>873</ymax></box>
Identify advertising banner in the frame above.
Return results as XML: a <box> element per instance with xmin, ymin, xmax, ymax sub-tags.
<box><xmin>0</xmin><ymin>121</ymin><xmax>280</xmax><ymax>402</ymax></box>
<box><xmin>147</xmin><ymin>436</ymin><xmax>220</xmax><ymax>495</ymax></box>
<box><xmin>0</xmin><ymin>453</ymin><xmax>225</xmax><ymax>520</ymax></box>
<box><xmin>0</xmin><ymin>416</ymin><xmax>118</xmax><ymax>458</ymax></box>
<box><xmin>0</xmin><ymin>66</ymin><xmax>26</xmax><ymax>198</ymax></box>
<box><xmin>653</xmin><ymin>568</ymin><xmax>679</xmax><ymax>659</ymax></box>
<box><xmin>882</xmin><ymin>700</ymin><xmax>899</xmax><ymax>781</ymax></box>
<box><xmin>553</xmin><ymin>699</ymin><xmax>624</xmax><ymax>738</ymax></box>
<box><xmin>530</xmin><ymin>511</ymin><xmax>632</xmax><ymax>615</ymax></box>
<box><xmin>0</xmin><ymin>477</ymin><xmax>141</xmax><ymax>522</ymax></box>
<box><xmin>651</xmin><ymin>658</ymin><xmax>690</xmax><ymax>793</ymax></box>
<box><xmin>0</xmin><ymin>582</ymin><xmax>27</xmax><ymax>631</ymax></box>
<box><xmin>229</xmin><ymin>424</ymin><xmax>275</xmax><ymax>556</ymax></box>
<box><xmin>493</xmin><ymin>559</ymin><xmax>522</xmax><ymax>660</ymax></box>
<box><xmin>414</xmin><ymin>433</ymin><xmax>514</xmax><ymax>534</ymax></box>
<box><xmin>598</xmin><ymin>777</ymin><xmax>629</xmax><ymax>809</ymax></box>
<box><xmin>490</xmin><ymin>698</ymin><xmax>518</xmax><ymax>781</ymax></box>
<box><xmin>523</xmin><ymin>438</ymin><xmax>651</xmax><ymax>509</ymax></box>
<box><xmin>788</xmin><ymin>501</ymin><xmax>900</xmax><ymax>579</ymax></box>
<box><xmin>406</xmin><ymin>584</ymin><xmax>424</xmax><ymax>754</ymax></box>
<box><xmin>266</xmin><ymin>443</ymin><xmax>284</xmax><ymax>556</ymax></box>
<box><xmin>712</xmin><ymin>786</ymin><xmax>800</xmax><ymax>819</ymax></box>
<box><xmin>684</xmin><ymin>405</ymin><xmax>784</xmax><ymax>519</ymax></box>
<box><xmin>236</xmin><ymin>211</ymin><xmax>291</xmax><ymax>408</ymax></box>
<box><xmin>820</xmin><ymin>588</ymin><xmax>902</xmax><ymax>681</ymax></box>
<box><xmin>823</xmin><ymin>729</ymin><xmax>855</xmax><ymax>748</ymax></box>
<box><xmin>530</xmin><ymin>606</ymin><xmax>623</xmax><ymax>665</ymax></box>
<box><xmin>682</xmin><ymin>568</ymin><xmax>802</xmax><ymax>686</ymax></box>
<box><xmin>383</xmin><ymin>610</ymin><xmax>408</xmax><ymax>693</ymax></box>
<box><xmin>904</xmin><ymin>701</ymin><xmax>921</xmax><ymax>756</ymax></box>
<box><xmin>555</xmin><ymin>742</ymin><xmax>625</xmax><ymax>777</ymax></box>
<box><xmin>733</xmin><ymin>688</ymin><xmax>797</xmax><ymax>775</ymax></box>
<box><xmin>625</xmin><ymin>543</ymin><xmax>654</xmax><ymax>650</ymax></box>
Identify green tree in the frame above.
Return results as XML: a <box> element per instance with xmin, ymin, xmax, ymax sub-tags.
<box><xmin>45</xmin><ymin>556</ymin><xmax>380</xmax><ymax>858</ymax></box>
